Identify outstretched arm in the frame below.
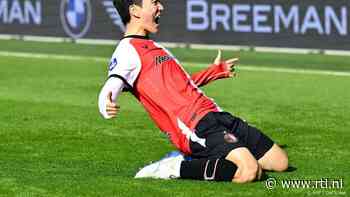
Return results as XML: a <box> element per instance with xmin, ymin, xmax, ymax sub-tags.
<box><xmin>98</xmin><ymin>77</ymin><xmax>124</xmax><ymax>119</ymax></box>
<box><xmin>191</xmin><ymin>62</ymin><xmax>233</xmax><ymax>87</ymax></box>
<box><xmin>191</xmin><ymin>50</ymin><xmax>239</xmax><ymax>87</ymax></box>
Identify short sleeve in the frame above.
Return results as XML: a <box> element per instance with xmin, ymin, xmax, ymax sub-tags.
<box><xmin>108</xmin><ymin>39</ymin><xmax>142</xmax><ymax>89</ymax></box>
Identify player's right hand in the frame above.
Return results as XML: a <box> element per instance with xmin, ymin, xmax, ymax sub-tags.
<box><xmin>106</xmin><ymin>92</ymin><xmax>120</xmax><ymax>118</ymax></box>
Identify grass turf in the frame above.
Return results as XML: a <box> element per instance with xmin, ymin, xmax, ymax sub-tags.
<box><xmin>0</xmin><ymin>40</ymin><xmax>349</xmax><ymax>196</ymax></box>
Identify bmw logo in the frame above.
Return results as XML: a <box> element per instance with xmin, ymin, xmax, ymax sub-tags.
<box><xmin>60</xmin><ymin>0</ymin><xmax>92</xmax><ymax>39</ymax></box>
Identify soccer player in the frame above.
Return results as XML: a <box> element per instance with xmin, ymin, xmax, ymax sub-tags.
<box><xmin>98</xmin><ymin>0</ymin><xmax>288</xmax><ymax>183</ymax></box>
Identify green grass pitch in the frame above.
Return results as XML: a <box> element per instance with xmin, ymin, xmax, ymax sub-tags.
<box><xmin>0</xmin><ymin>40</ymin><xmax>349</xmax><ymax>196</ymax></box>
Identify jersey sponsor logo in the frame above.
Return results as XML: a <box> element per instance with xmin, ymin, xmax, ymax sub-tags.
<box><xmin>109</xmin><ymin>57</ymin><xmax>118</xmax><ymax>71</ymax></box>
<box><xmin>155</xmin><ymin>55</ymin><xmax>173</xmax><ymax>66</ymax></box>
<box><xmin>60</xmin><ymin>0</ymin><xmax>92</xmax><ymax>39</ymax></box>
<box><xmin>102</xmin><ymin>0</ymin><xmax>125</xmax><ymax>32</ymax></box>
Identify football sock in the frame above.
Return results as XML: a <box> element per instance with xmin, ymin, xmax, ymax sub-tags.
<box><xmin>180</xmin><ymin>158</ymin><xmax>237</xmax><ymax>181</ymax></box>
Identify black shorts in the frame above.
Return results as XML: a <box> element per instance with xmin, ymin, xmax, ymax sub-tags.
<box><xmin>190</xmin><ymin>112</ymin><xmax>274</xmax><ymax>160</ymax></box>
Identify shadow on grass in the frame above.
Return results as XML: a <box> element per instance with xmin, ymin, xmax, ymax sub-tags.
<box><xmin>285</xmin><ymin>166</ymin><xmax>297</xmax><ymax>172</ymax></box>
<box><xmin>279</xmin><ymin>144</ymin><xmax>288</xmax><ymax>149</ymax></box>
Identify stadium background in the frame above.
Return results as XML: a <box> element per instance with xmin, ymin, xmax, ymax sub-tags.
<box><xmin>1</xmin><ymin>0</ymin><xmax>350</xmax><ymax>50</ymax></box>
<box><xmin>0</xmin><ymin>0</ymin><xmax>349</xmax><ymax>196</ymax></box>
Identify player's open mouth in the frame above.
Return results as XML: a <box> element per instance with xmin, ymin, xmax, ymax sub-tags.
<box><xmin>155</xmin><ymin>15</ymin><xmax>161</xmax><ymax>24</ymax></box>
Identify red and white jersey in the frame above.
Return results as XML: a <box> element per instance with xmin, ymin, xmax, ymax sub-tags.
<box><xmin>108</xmin><ymin>35</ymin><xmax>231</xmax><ymax>154</ymax></box>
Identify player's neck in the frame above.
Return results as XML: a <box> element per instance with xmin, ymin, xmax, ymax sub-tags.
<box><xmin>124</xmin><ymin>23</ymin><xmax>149</xmax><ymax>38</ymax></box>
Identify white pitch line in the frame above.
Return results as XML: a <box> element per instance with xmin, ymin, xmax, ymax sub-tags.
<box><xmin>1</xmin><ymin>51</ymin><xmax>350</xmax><ymax>77</ymax></box>
<box><xmin>0</xmin><ymin>51</ymin><xmax>107</xmax><ymax>62</ymax></box>
<box><xmin>239</xmin><ymin>65</ymin><xmax>350</xmax><ymax>77</ymax></box>
<box><xmin>184</xmin><ymin>62</ymin><xmax>350</xmax><ymax>77</ymax></box>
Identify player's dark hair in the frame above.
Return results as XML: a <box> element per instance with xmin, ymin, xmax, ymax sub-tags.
<box><xmin>113</xmin><ymin>0</ymin><xmax>142</xmax><ymax>25</ymax></box>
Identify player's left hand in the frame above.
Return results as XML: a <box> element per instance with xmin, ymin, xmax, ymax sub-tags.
<box><xmin>214</xmin><ymin>50</ymin><xmax>239</xmax><ymax>77</ymax></box>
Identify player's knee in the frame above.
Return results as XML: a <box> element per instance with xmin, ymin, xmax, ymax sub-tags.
<box><xmin>260</xmin><ymin>144</ymin><xmax>289</xmax><ymax>172</ymax></box>
<box><xmin>275</xmin><ymin>150</ymin><xmax>288</xmax><ymax>172</ymax></box>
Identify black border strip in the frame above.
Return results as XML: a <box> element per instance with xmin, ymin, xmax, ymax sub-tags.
<box><xmin>122</xmin><ymin>35</ymin><xmax>150</xmax><ymax>40</ymax></box>
<box><xmin>108</xmin><ymin>74</ymin><xmax>133</xmax><ymax>92</ymax></box>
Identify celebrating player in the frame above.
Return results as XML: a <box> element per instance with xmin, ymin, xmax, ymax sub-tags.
<box><xmin>98</xmin><ymin>0</ymin><xmax>288</xmax><ymax>183</ymax></box>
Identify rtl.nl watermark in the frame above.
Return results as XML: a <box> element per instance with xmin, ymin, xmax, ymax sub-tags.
<box><xmin>265</xmin><ymin>177</ymin><xmax>345</xmax><ymax>194</ymax></box>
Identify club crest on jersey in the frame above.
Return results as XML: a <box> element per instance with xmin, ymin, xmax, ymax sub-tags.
<box><xmin>155</xmin><ymin>55</ymin><xmax>173</xmax><ymax>66</ymax></box>
<box><xmin>223</xmin><ymin>131</ymin><xmax>238</xmax><ymax>144</ymax></box>
<box><xmin>60</xmin><ymin>0</ymin><xmax>92</xmax><ymax>39</ymax></box>
<box><xmin>109</xmin><ymin>57</ymin><xmax>118</xmax><ymax>71</ymax></box>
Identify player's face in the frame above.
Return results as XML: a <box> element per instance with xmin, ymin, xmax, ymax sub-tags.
<box><xmin>139</xmin><ymin>0</ymin><xmax>164</xmax><ymax>34</ymax></box>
